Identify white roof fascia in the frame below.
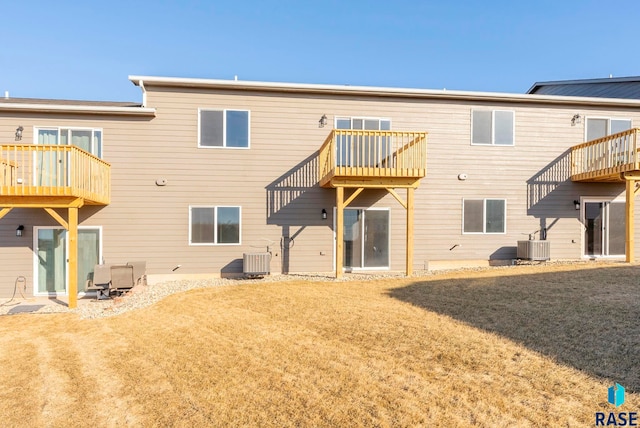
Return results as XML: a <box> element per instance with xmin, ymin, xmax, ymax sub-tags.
<box><xmin>0</xmin><ymin>102</ymin><xmax>156</xmax><ymax>116</ymax></box>
<box><xmin>129</xmin><ymin>75</ymin><xmax>640</xmax><ymax>108</ymax></box>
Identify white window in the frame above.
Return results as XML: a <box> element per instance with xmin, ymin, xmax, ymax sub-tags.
<box><xmin>199</xmin><ymin>109</ymin><xmax>250</xmax><ymax>148</ymax></box>
<box><xmin>36</xmin><ymin>128</ymin><xmax>102</xmax><ymax>157</ymax></box>
<box><xmin>471</xmin><ymin>110</ymin><xmax>514</xmax><ymax>146</ymax></box>
<box><xmin>189</xmin><ymin>206</ymin><xmax>241</xmax><ymax>245</ymax></box>
<box><xmin>585</xmin><ymin>117</ymin><xmax>631</xmax><ymax>141</ymax></box>
<box><xmin>334</xmin><ymin>117</ymin><xmax>392</xmax><ymax>167</ymax></box>
<box><xmin>335</xmin><ymin>117</ymin><xmax>391</xmax><ymax>130</ymax></box>
<box><xmin>463</xmin><ymin>199</ymin><xmax>506</xmax><ymax>234</ymax></box>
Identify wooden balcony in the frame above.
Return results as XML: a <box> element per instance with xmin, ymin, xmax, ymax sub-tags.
<box><xmin>571</xmin><ymin>128</ymin><xmax>640</xmax><ymax>182</ymax></box>
<box><xmin>318</xmin><ymin>130</ymin><xmax>427</xmax><ymax>188</ymax></box>
<box><xmin>0</xmin><ymin>144</ymin><xmax>110</xmax><ymax>207</ymax></box>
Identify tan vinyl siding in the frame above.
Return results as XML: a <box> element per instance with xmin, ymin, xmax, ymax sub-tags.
<box><xmin>140</xmin><ymin>88</ymin><xmax>636</xmax><ymax>269</ymax></box>
<box><xmin>2</xmin><ymin>84</ymin><xmax>640</xmax><ymax>297</ymax></box>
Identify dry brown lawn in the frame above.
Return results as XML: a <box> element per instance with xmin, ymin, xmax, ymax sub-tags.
<box><xmin>0</xmin><ymin>262</ymin><xmax>638</xmax><ymax>427</ymax></box>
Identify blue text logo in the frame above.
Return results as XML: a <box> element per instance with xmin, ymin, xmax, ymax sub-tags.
<box><xmin>596</xmin><ymin>383</ymin><xmax>637</xmax><ymax>426</ymax></box>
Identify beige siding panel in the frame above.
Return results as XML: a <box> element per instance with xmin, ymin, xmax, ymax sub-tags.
<box><xmin>4</xmin><ymin>87</ymin><xmax>640</xmax><ymax>296</ymax></box>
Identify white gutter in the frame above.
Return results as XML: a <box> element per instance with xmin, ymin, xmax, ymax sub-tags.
<box><xmin>128</xmin><ymin>75</ymin><xmax>640</xmax><ymax>108</ymax></box>
<box><xmin>0</xmin><ymin>102</ymin><xmax>156</xmax><ymax>116</ymax></box>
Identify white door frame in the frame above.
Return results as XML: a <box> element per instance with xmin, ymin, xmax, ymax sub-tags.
<box><xmin>33</xmin><ymin>226</ymin><xmax>103</xmax><ymax>296</ymax></box>
<box><xmin>333</xmin><ymin>207</ymin><xmax>391</xmax><ymax>271</ymax></box>
<box><xmin>580</xmin><ymin>196</ymin><xmax>625</xmax><ymax>258</ymax></box>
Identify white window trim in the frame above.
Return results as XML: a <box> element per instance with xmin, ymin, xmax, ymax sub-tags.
<box><xmin>189</xmin><ymin>205</ymin><xmax>242</xmax><ymax>246</ymax></box>
<box><xmin>334</xmin><ymin>116</ymin><xmax>392</xmax><ymax>129</ymax></box>
<box><xmin>584</xmin><ymin>116</ymin><xmax>632</xmax><ymax>141</ymax></box>
<box><xmin>332</xmin><ymin>206</ymin><xmax>391</xmax><ymax>271</ymax></box>
<box><xmin>470</xmin><ymin>109</ymin><xmax>515</xmax><ymax>146</ymax></box>
<box><xmin>462</xmin><ymin>198</ymin><xmax>507</xmax><ymax>234</ymax></box>
<box><xmin>32</xmin><ymin>225</ymin><xmax>103</xmax><ymax>297</ymax></box>
<box><xmin>198</xmin><ymin>108</ymin><xmax>251</xmax><ymax>149</ymax></box>
<box><xmin>34</xmin><ymin>126</ymin><xmax>104</xmax><ymax>156</ymax></box>
<box><xmin>579</xmin><ymin>196</ymin><xmax>626</xmax><ymax>259</ymax></box>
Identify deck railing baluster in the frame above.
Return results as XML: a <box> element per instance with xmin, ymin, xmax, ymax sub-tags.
<box><xmin>571</xmin><ymin>128</ymin><xmax>640</xmax><ymax>181</ymax></box>
<box><xmin>0</xmin><ymin>144</ymin><xmax>110</xmax><ymax>204</ymax></box>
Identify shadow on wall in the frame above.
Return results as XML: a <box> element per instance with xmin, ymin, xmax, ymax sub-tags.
<box><xmin>523</xmin><ymin>149</ymin><xmax>622</xmax><ymax>243</ymax></box>
<box><xmin>527</xmin><ymin>149</ymin><xmax>625</xmax><ymax>240</ymax></box>
<box><xmin>266</xmin><ymin>152</ymin><xmax>323</xmax><ymax>225</ymax></box>
<box><xmin>265</xmin><ymin>152</ymin><xmax>333</xmax><ymax>274</ymax></box>
<box><xmin>526</xmin><ymin>149</ymin><xmax>573</xmax><ymax>238</ymax></box>
<box><xmin>265</xmin><ymin>150</ymin><xmax>406</xmax><ymax>273</ymax></box>
<box><xmin>387</xmin><ymin>266</ymin><xmax>640</xmax><ymax>392</ymax></box>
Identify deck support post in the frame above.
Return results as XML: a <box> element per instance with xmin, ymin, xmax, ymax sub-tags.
<box><xmin>335</xmin><ymin>186</ymin><xmax>344</xmax><ymax>279</ymax></box>
<box><xmin>406</xmin><ymin>187</ymin><xmax>414</xmax><ymax>276</ymax></box>
<box><xmin>68</xmin><ymin>206</ymin><xmax>78</xmax><ymax>309</ymax></box>
<box><xmin>623</xmin><ymin>175</ymin><xmax>640</xmax><ymax>263</ymax></box>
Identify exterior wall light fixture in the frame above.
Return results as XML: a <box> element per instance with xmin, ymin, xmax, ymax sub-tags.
<box><xmin>319</xmin><ymin>114</ymin><xmax>328</xmax><ymax>128</ymax></box>
<box><xmin>573</xmin><ymin>200</ymin><xmax>580</xmax><ymax>210</ymax></box>
<box><xmin>571</xmin><ymin>114</ymin><xmax>582</xmax><ymax>126</ymax></box>
<box><xmin>16</xmin><ymin>225</ymin><xmax>24</xmax><ymax>237</ymax></box>
<box><xmin>15</xmin><ymin>126</ymin><xmax>23</xmax><ymax>141</ymax></box>
<box><xmin>322</xmin><ymin>209</ymin><xmax>327</xmax><ymax>220</ymax></box>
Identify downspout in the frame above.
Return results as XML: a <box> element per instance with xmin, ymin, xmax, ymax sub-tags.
<box><xmin>138</xmin><ymin>79</ymin><xmax>147</xmax><ymax>108</ymax></box>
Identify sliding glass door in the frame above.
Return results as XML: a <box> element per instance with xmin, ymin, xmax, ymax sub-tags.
<box><xmin>341</xmin><ymin>208</ymin><xmax>390</xmax><ymax>270</ymax></box>
<box><xmin>36</xmin><ymin>228</ymin><xmax>67</xmax><ymax>293</ymax></box>
<box><xmin>34</xmin><ymin>227</ymin><xmax>102</xmax><ymax>295</ymax></box>
<box><xmin>583</xmin><ymin>201</ymin><xmax>625</xmax><ymax>257</ymax></box>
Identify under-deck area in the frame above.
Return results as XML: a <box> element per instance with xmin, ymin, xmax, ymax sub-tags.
<box><xmin>570</xmin><ymin>128</ymin><xmax>640</xmax><ymax>262</ymax></box>
<box><xmin>0</xmin><ymin>144</ymin><xmax>111</xmax><ymax>308</ymax></box>
<box><xmin>318</xmin><ymin>130</ymin><xmax>427</xmax><ymax>277</ymax></box>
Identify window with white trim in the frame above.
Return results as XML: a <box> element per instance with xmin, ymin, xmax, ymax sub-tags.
<box><xmin>199</xmin><ymin>109</ymin><xmax>250</xmax><ymax>148</ymax></box>
<box><xmin>585</xmin><ymin>117</ymin><xmax>631</xmax><ymax>141</ymax></box>
<box><xmin>463</xmin><ymin>199</ymin><xmax>506</xmax><ymax>234</ymax></box>
<box><xmin>190</xmin><ymin>206</ymin><xmax>241</xmax><ymax>245</ymax></box>
<box><xmin>335</xmin><ymin>117</ymin><xmax>391</xmax><ymax>130</ymax></box>
<box><xmin>471</xmin><ymin>110</ymin><xmax>514</xmax><ymax>146</ymax></box>
<box><xmin>36</xmin><ymin>127</ymin><xmax>102</xmax><ymax>157</ymax></box>
<box><xmin>334</xmin><ymin>117</ymin><xmax>391</xmax><ymax>167</ymax></box>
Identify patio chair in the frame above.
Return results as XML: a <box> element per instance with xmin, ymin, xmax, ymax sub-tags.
<box><xmin>86</xmin><ymin>264</ymin><xmax>112</xmax><ymax>300</ymax></box>
<box><xmin>126</xmin><ymin>261</ymin><xmax>147</xmax><ymax>286</ymax></box>
<box><xmin>109</xmin><ymin>264</ymin><xmax>135</xmax><ymax>296</ymax></box>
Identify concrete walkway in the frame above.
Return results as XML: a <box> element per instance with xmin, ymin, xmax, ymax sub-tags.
<box><xmin>0</xmin><ymin>295</ymin><xmax>98</xmax><ymax>316</ymax></box>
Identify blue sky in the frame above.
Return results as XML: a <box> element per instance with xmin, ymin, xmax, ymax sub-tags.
<box><xmin>2</xmin><ymin>0</ymin><xmax>640</xmax><ymax>102</ymax></box>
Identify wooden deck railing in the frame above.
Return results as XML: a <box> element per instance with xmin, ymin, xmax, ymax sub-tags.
<box><xmin>571</xmin><ymin>128</ymin><xmax>640</xmax><ymax>181</ymax></box>
<box><xmin>0</xmin><ymin>144</ymin><xmax>111</xmax><ymax>205</ymax></box>
<box><xmin>319</xmin><ymin>130</ymin><xmax>427</xmax><ymax>186</ymax></box>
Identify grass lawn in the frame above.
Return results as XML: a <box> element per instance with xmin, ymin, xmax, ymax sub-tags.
<box><xmin>0</xmin><ymin>262</ymin><xmax>638</xmax><ymax>426</ymax></box>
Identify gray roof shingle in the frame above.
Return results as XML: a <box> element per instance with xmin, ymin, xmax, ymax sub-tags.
<box><xmin>527</xmin><ymin>76</ymin><xmax>640</xmax><ymax>99</ymax></box>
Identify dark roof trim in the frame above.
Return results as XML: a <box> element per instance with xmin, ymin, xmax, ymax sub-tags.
<box><xmin>527</xmin><ymin>76</ymin><xmax>640</xmax><ymax>94</ymax></box>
